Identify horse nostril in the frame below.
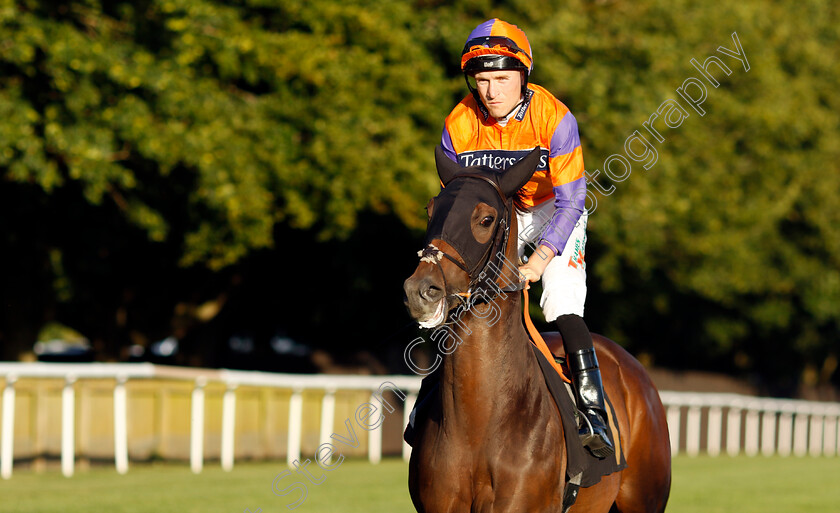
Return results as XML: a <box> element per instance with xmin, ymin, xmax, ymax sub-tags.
<box><xmin>404</xmin><ymin>275</ymin><xmax>444</xmax><ymax>305</ymax></box>
<box><xmin>421</xmin><ymin>284</ymin><xmax>443</xmax><ymax>302</ymax></box>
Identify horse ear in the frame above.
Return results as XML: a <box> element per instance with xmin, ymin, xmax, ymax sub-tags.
<box><xmin>435</xmin><ymin>145</ymin><xmax>462</xmax><ymax>186</ymax></box>
<box><xmin>499</xmin><ymin>147</ymin><xmax>541</xmax><ymax>198</ymax></box>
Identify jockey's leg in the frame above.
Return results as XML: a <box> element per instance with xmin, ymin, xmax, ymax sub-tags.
<box><xmin>555</xmin><ymin>313</ymin><xmax>615</xmax><ymax>459</ymax></box>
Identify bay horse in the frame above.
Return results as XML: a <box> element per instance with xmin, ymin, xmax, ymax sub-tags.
<box><xmin>403</xmin><ymin>147</ymin><xmax>671</xmax><ymax>512</ymax></box>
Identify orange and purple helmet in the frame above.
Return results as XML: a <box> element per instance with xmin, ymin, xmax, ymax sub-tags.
<box><xmin>460</xmin><ymin>19</ymin><xmax>533</xmax><ymax>77</ymax></box>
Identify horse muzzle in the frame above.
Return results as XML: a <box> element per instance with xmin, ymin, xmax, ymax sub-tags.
<box><xmin>403</xmin><ymin>272</ymin><xmax>447</xmax><ymax>328</ymax></box>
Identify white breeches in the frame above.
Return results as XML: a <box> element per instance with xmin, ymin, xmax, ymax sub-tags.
<box><xmin>515</xmin><ymin>200</ymin><xmax>588</xmax><ymax>321</ymax></box>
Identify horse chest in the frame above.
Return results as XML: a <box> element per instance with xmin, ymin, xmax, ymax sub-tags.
<box><xmin>411</xmin><ymin>426</ymin><xmax>565</xmax><ymax>513</ymax></box>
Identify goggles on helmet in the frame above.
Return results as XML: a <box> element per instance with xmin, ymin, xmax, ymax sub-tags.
<box><xmin>461</xmin><ymin>36</ymin><xmax>533</xmax><ymax>74</ymax></box>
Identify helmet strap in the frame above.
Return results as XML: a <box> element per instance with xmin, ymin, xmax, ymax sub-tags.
<box><xmin>465</xmin><ymin>74</ymin><xmax>491</xmax><ymax>119</ymax></box>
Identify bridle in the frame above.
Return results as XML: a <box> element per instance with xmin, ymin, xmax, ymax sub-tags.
<box><xmin>418</xmin><ymin>173</ymin><xmax>526</xmax><ymax>313</ymax></box>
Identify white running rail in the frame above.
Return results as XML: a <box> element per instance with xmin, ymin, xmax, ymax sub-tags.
<box><xmin>0</xmin><ymin>363</ymin><xmax>837</xmax><ymax>479</ymax></box>
<box><xmin>659</xmin><ymin>391</ymin><xmax>840</xmax><ymax>458</ymax></box>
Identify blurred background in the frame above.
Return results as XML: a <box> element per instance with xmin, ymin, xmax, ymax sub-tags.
<box><xmin>1</xmin><ymin>0</ymin><xmax>838</xmax><ymax>399</ymax></box>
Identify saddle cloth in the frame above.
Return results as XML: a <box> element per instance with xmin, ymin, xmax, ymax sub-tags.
<box><xmin>529</xmin><ymin>335</ymin><xmax>627</xmax><ymax>488</ymax></box>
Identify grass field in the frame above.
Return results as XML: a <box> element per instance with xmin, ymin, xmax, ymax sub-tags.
<box><xmin>1</xmin><ymin>455</ymin><xmax>838</xmax><ymax>512</ymax></box>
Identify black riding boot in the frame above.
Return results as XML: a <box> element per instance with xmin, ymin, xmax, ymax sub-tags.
<box><xmin>555</xmin><ymin>314</ymin><xmax>615</xmax><ymax>459</ymax></box>
<box><xmin>568</xmin><ymin>348</ymin><xmax>615</xmax><ymax>458</ymax></box>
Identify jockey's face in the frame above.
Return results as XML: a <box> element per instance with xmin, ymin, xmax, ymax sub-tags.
<box><xmin>473</xmin><ymin>70</ymin><xmax>523</xmax><ymax>120</ymax></box>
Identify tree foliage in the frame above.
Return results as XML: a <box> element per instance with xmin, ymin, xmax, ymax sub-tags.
<box><xmin>2</xmin><ymin>0</ymin><xmax>446</xmax><ymax>267</ymax></box>
<box><xmin>1</xmin><ymin>0</ymin><xmax>837</xmax><ymax>393</ymax></box>
<box><xmin>523</xmin><ymin>0</ymin><xmax>840</xmax><ymax>392</ymax></box>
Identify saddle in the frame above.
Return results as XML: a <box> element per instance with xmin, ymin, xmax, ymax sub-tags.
<box><xmin>527</xmin><ymin>330</ymin><xmax>626</xmax><ymax>487</ymax></box>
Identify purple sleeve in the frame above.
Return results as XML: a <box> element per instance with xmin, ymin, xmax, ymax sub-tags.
<box><xmin>536</xmin><ymin>178</ymin><xmax>586</xmax><ymax>254</ymax></box>
<box><xmin>537</xmin><ymin>112</ymin><xmax>586</xmax><ymax>254</ymax></box>
<box><xmin>441</xmin><ymin>125</ymin><xmax>458</xmax><ymax>162</ymax></box>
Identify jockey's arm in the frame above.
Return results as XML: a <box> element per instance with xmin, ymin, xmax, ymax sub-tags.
<box><xmin>520</xmin><ymin>109</ymin><xmax>584</xmax><ymax>283</ymax></box>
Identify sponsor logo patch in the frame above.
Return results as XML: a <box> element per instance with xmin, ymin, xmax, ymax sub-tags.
<box><xmin>457</xmin><ymin>148</ymin><xmax>549</xmax><ymax>172</ymax></box>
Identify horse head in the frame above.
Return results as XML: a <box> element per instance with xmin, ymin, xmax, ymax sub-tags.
<box><xmin>403</xmin><ymin>146</ymin><xmax>541</xmax><ymax>328</ymax></box>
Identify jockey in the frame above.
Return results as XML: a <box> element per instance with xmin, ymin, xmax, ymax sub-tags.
<box><xmin>440</xmin><ymin>18</ymin><xmax>614</xmax><ymax>459</ymax></box>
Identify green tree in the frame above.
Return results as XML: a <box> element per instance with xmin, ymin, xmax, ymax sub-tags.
<box><xmin>1</xmin><ymin>0</ymin><xmax>837</xmax><ymax>394</ymax></box>
<box><xmin>526</xmin><ymin>0</ymin><xmax>840</xmax><ymax>393</ymax></box>
<box><xmin>402</xmin><ymin>0</ymin><xmax>840</xmax><ymax>392</ymax></box>
<box><xmin>0</xmin><ymin>0</ymin><xmax>447</xmax><ymax>361</ymax></box>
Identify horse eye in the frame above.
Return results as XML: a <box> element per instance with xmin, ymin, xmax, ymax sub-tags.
<box><xmin>480</xmin><ymin>216</ymin><xmax>494</xmax><ymax>228</ymax></box>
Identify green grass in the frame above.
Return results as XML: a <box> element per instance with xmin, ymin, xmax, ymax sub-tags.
<box><xmin>669</xmin><ymin>455</ymin><xmax>840</xmax><ymax>513</ymax></box>
<box><xmin>0</xmin><ymin>459</ymin><xmax>414</xmax><ymax>513</ymax></box>
<box><xmin>0</xmin><ymin>455</ymin><xmax>838</xmax><ymax>512</ymax></box>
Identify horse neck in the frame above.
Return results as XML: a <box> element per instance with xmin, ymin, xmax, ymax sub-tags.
<box><xmin>435</xmin><ymin>208</ymin><xmax>549</xmax><ymax>433</ymax></box>
<box><xmin>438</xmin><ymin>280</ymin><xmax>541</xmax><ymax>429</ymax></box>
